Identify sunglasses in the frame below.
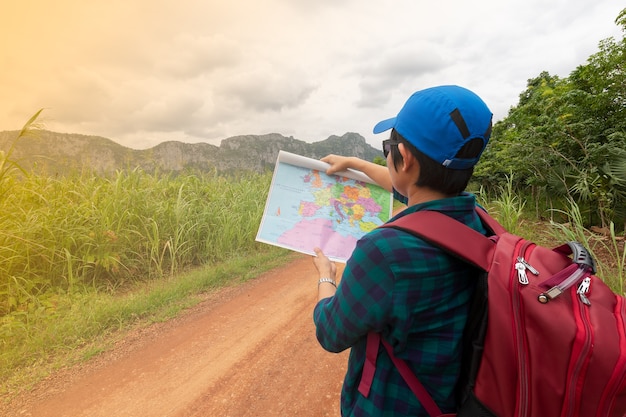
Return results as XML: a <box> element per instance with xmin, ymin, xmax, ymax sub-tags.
<box><xmin>382</xmin><ymin>139</ymin><xmax>400</xmax><ymax>158</ymax></box>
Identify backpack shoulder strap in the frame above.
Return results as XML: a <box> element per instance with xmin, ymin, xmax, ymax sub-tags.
<box><xmin>474</xmin><ymin>206</ymin><xmax>507</xmax><ymax>235</ymax></box>
<box><xmin>359</xmin><ymin>332</ymin><xmax>444</xmax><ymax>417</ymax></box>
<box><xmin>382</xmin><ymin>208</ymin><xmax>497</xmax><ymax>272</ymax></box>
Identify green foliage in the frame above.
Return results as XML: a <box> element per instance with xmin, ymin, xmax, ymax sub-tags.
<box><xmin>372</xmin><ymin>155</ymin><xmax>387</xmax><ymax>166</ymax></box>
<box><xmin>476</xmin><ymin>8</ymin><xmax>626</xmax><ymax>229</ymax></box>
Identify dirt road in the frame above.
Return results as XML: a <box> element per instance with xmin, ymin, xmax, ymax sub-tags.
<box><xmin>4</xmin><ymin>255</ymin><xmax>349</xmax><ymax>417</ymax></box>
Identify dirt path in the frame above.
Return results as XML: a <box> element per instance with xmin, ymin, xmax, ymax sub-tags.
<box><xmin>4</xmin><ymin>255</ymin><xmax>349</xmax><ymax>417</ymax></box>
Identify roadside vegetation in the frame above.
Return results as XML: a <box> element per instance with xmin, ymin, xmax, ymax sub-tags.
<box><xmin>0</xmin><ymin>122</ymin><xmax>296</xmax><ymax>397</ymax></box>
<box><xmin>1</xmin><ymin>6</ymin><xmax>625</xmax><ymax>404</ymax></box>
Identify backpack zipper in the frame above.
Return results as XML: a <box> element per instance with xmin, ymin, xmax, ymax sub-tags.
<box><xmin>576</xmin><ymin>277</ymin><xmax>591</xmax><ymax>306</ymax></box>
<box><xmin>515</xmin><ymin>241</ymin><xmax>538</xmax><ymax>285</ymax></box>
<box><xmin>595</xmin><ymin>296</ymin><xmax>626</xmax><ymax>417</ymax></box>
<box><xmin>561</xmin><ymin>285</ymin><xmax>594</xmax><ymax>417</ymax></box>
<box><xmin>513</xmin><ymin>240</ymin><xmax>534</xmax><ymax>416</ymax></box>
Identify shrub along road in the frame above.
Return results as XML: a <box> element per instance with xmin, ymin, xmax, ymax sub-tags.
<box><xmin>4</xmin><ymin>255</ymin><xmax>348</xmax><ymax>417</ymax></box>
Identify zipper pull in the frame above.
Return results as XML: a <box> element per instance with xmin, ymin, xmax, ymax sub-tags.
<box><xmin>515</xmin><ymin>262</ymin><xmax>529</xmax><ymax>285</ymax></box>
<box><xmin>516</xmin><ymin>256</ymin><xmax>539</xmax><ymax>276</ymax></box>
<box><xmin>538</xmin><ymin>266</ymin><xmax>588</xmax><ymax>304</ymax></box>
<box><xmin>577</xmin><ymin>277</ymin><xmax>591</xmax><ymax>306</ymax></box>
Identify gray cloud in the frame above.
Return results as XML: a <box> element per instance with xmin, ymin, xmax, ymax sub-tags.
<box><xmin>0</xmin><ymin>0</ymin><xmax>623</xmax><ymax>149</ymax></box>
<box><xmin>355</xmin><ymin>41</ymin><xmax>448</xmax><ymax>108</ymax></box>
<box><xmin>215</xmin><ymin>64</ymin><xmax>316</xmax><ymax>113</ymax></box>
<box><xmin>156</xmin><ymin>34</ymin><xmax>243</xmax><ymax>79</ymax></box>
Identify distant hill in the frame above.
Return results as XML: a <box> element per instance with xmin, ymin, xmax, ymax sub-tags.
<box><xmin>0</xmin><ymin>130</ymin><xmax>383</xmax><ymax>175</ymax></box>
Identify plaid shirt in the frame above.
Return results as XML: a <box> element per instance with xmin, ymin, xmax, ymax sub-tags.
<box><xmin>313</xmin><ymin>192</ymin><xmax>486</xmax><ymax>416</ymax></box>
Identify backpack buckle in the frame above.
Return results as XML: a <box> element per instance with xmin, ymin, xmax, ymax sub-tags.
<box><xmin>566</xmin><ymin>242</ymin><xmax>596</xmax><ymax>274</ymax></box>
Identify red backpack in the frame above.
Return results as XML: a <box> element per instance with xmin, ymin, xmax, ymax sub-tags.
<box><xmin>358</xmin><ymin>208</ymin><xmax>626</xmax><ymax>417</ymax></box>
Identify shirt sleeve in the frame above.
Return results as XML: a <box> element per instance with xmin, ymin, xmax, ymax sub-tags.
<box><xmin>313</xmin><ymin>228</ymin><xmax>397</xmax><ymax>353</ymax></box>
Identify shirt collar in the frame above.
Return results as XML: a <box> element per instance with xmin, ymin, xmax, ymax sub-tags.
<box><xmin>389</xmin><ymin>192</ymin><xmax>477</xmax><ymax>223</ymax></box>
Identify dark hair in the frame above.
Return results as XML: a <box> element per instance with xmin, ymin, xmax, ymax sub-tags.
<box><xmin>389</xmin><ymin>129</ymin><xmax>483</xmax><ymax>196</ymax></box>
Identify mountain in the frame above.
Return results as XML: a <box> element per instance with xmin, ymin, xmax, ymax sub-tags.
<box><xmin>0</xmin><ymin>130</ymin><xmax>383</xmax><ymax>175</ymax></box>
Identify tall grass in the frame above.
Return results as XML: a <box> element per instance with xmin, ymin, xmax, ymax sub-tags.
<box><xmin>550</xmin><ymin>198</ymin><xmax>626</xmax><ymax>295</ymax></box>
<box><xmin>0</xmin><ymin>109</ymin><xmax>43</xmax><ymax>201</ymax></box>
<box><xmin>0</xmin><ymin>163</ymin><xmax>289</xmax><ymax>397</ymax></box>
<box><xmin>1</xmin><ymin>168</ymin><xmax>275</xmax><ymax>313</ymax></box>
<box><xmin>476</xmin><ymin>174</ymin><xmax>526</xmax><ymax>235</ymax></box>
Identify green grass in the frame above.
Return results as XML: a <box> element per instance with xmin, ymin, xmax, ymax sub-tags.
<box><xmin>0</xmin><ymin>246</ymin><xmax>295</xmax><ymax>400</ymax></box>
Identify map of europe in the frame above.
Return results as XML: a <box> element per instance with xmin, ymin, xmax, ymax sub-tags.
<box><xmin>256</xmin><ymin>152</ymin><xmax>392</xmax><ymax>262</ymax></box>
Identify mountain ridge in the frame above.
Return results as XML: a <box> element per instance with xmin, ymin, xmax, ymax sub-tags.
<box><xmin>0</xmin><ymin>130</ymin><xmax>383</xmax><ymax>175</ymax></box>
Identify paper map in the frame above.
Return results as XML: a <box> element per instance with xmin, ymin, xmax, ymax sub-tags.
<box><xmin>256</xmin><ymin>151</ymin><xmax>393</xmax><ymax>262</ymax></box>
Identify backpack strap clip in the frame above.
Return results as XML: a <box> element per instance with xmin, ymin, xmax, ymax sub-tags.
<box><xmin>566</xmin><ymin>241</ymin><xmax>596</xmax><ymax>274</ymax></box>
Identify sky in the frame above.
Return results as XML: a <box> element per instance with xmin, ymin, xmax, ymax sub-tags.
<box><xmin>0</xmin><ymin>1</ymin><xmax>623</xmax><ymax>150</ymax></box>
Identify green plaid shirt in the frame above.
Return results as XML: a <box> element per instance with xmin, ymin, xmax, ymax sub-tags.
<box><xmin>313</xmin><ymin>192</ymin><xmax>486</xmax><ymax>416</ymax></box>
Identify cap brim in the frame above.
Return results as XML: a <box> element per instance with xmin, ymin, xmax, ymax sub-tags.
<box><xmin>373</xmin><ymin>117</ymin><xmax>396</xmax><ymax>134</ymax></box>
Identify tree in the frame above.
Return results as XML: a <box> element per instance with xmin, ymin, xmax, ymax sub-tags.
<box><xmin>474</xmin><ymin>72</ymin><xmax>567</xmax><ymax>191</ymax></box>
<box><xmin>476</xmin><ymin>8</ymin><xmax>626</xmax><ymax>228</ymax></box>
<box><xmin>558</xmin><ymin>9</ymin><xmax>626</xmax><ymax>226</ymax></box>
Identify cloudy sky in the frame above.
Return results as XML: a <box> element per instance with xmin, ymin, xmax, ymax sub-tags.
<box><xmin>1</xmin><ymin>1</ymin><xmax>623</xmax><ymax>149</ymax></box>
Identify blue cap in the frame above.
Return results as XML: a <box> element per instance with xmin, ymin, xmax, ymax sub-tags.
<box><xmin>373</xmin><ymin>85</ymin><xmax>493</xmax><ymax>169</ymax></box>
